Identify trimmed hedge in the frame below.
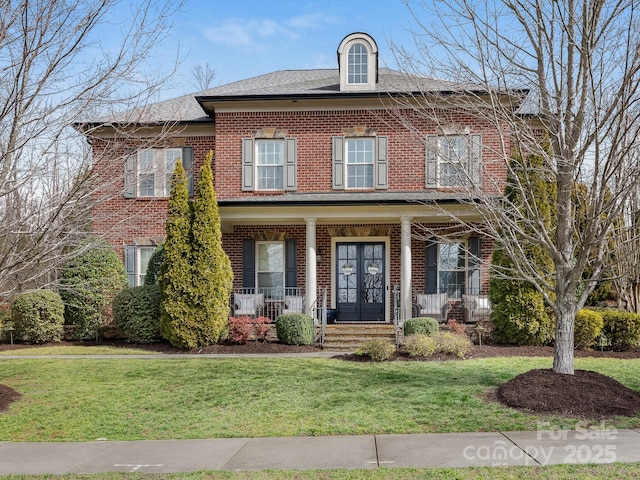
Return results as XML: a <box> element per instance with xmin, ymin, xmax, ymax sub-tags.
<box><xmin>112</xmin><ymin>285</ymin><xmax>162</xmax><ymax>343</ymax></box>
<box><xmin>275</xmin><ymin>313</ymin><xmax>314</xmax><ymax>345</ymax></box>
<box><xmin>490</xmin><ymin>289</ymin><xmax>554</xmax><ymax>345</ymax></box>
<box><xmin>11</xmin><ymin>290</ymin><xmax>64</xmax><ymax>344</ymax></box>
<box><xmin>404</xmin><ymin>317</ymin><xmax>439</xmax><ymax>336</ymax></box>
<box><xmin>574</xmin><ymin>309</ymin><xmax>604</xmax><ymax>350</ymax></box>
<box><xmin>597</xmin><ymin>309</ymin><xmax>640</xmax><ymax>351</ymax></box>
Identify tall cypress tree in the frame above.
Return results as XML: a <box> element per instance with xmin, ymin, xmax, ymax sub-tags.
<box><xmin>191</xmin><ymin>151</ymin><xmax>233</xmax><ymax>344</ymax></box>
<box><xmin>159</xmin><ymin>160</ymin><xmax>196</xmax><ymax>348</ymax></box>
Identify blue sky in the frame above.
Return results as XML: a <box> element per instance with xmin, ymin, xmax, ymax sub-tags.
<box><xmin>154</xmin><ymin>0</ymin><xmax>420</xmax><ymax>98</ymax></box>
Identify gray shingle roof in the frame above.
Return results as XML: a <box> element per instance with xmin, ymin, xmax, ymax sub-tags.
<box><xmin>92</xmin><ymin>68</ymin><xmax>485</xmax><ymax>125</ymax></box>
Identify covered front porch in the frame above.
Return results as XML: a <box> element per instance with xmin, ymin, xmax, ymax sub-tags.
<box><xmin>220</xmin><ymin>192</ymin><xmax>489</xmax><ymax>329</ymax></box>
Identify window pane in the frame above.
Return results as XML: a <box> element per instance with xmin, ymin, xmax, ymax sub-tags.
<box><xmin>257</xmin><ymin>243</ymin><xmax>284</xmax><ymax>271</ymax></box>
<box><xmin>256</xmin><ymin>140</ymin><xmax>283</xmax><ymax>190</ymax></box>
<box><xmin>348</xmin><ymin>43</ymin><xmax>368</xmax><ymax>83</ymax></box>
<box><xmin>439</xmin><ymin>271</ymin><xmax>466</xmax><ymax>298</ymax></box>
<box><xmin>346</xmin><ymin>138</ymin><xmax>373</xmax><ymax>188</ymax></box>
<box><xmin>138</xmin><ymin>247</ymin><xmax>156</xmax><ymax>285</ymax></box>
<box><xmin>439</xmin><ymin>136</ymin><xmax>468</xmax><ymax>187</ymax></box>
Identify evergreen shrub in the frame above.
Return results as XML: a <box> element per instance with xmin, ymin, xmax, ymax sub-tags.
<box><xmin>404</xmin><ymin>334</ymin><xmax>438</xmax><ymax>357</ymax></box>
<box><xmin>11</xmin><ymin>290</ymin><xmax>64</xmax><ymax>344</ymax></box>
<box><xmin>574</xmin><ymin>309</ymin><xmax>604</xmax><ymax>349</ymax></box>
<box><xmin>490</xmin><ymin>288</ymin><xmax>554</xmax><ymax>345</ymax></box>
<box><xmin>355</xmin><ymin>339</ymin><xmax>396</xmax><ymax>361</ymax></box>
<box><xmin>60</xmin><ymin>238</ymin><xmax>127</xmax><ymax>340</ymax></box>
<box><xmin>112</xmin><ymin>285</ymin><xmax>162</xmax><ymax>343</ymax></box>
<box><xmin>598</xmin><ymin>309</ymin><xmax>640</xmax><ymax>351</ymax></box>
<box><xmin>275</xmin><ymin>313</ymin><xmax>314</xmax><ymax>345</ymax></box>
<box><xmin>143</xmin><ymin>245</ymin><xmax>164</xmax><ymax>286</ymax></box>
<box><xmin>404</xmin><ymin>317</ymin><xmax>439</xmax><ymax>336</ymax></box>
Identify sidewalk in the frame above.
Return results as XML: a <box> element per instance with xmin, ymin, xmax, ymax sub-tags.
<box><xmin>1</xmin><ymin>429</ymin><xmax>639</xmax><ymax>474</ymax></box>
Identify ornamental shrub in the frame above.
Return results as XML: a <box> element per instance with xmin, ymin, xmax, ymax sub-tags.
<box><xmin>435</xmin><ymin>331</ymin><xmax>473</xmax><ymax>358</ymax></box>
<box><xmin>227</xmin><ymin>316</ymin><xmax>271</xmax><ymax>343</ymax></box>
<box><xmin>60</xmin><ymin>238</ymin><xmax>128</xmax><ymax>340</ymax></box>
<box><xmin>574</xmin><ymin>309</ymin><xmax>604</xmax><ymax>350</ymax></box>
<box><xmin>355</xmin><ymin>339</ymin><xmax>396</xmax><ymax>361</ymax></box>
<box><xmin>11</xmin><ymin>290</ymin><xmax>64</xmax><ymax>344</ymax></box>
<box><xmin>112</xmin><ymin>285</ymin><xmax>161</xmax><ymax>343</ymax></box>
<box><xmin>404</xmin><ymin>317</ymin><xmax>439</xmax><ymax>336</ymax></box>
<box><xmin>598</xmin><ymin>309</ymin><xmax>640</xmax><ymax>351</ymax></box>
<box><xmin>490</xmin><ymin>287</ymin><xmax>554</xmax><ymax>345</ymax></box>
<box><xmin>405</xmin><ymin>334</ymin><xmax>438</xmax><ymax>357</ymax></box>
<box><xmin>143</xmin><ymin>245</ymin><xmax>164</xmax><ymax>286</ymax></box>
<box><xmin>275</xmin><ymin>313</ymin><xmax>314</xmax><ymax>345</ymax></box>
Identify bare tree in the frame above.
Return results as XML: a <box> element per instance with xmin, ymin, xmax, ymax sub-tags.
<box><xmin>0</xmin><ymin>0</ymin><xmax>183</xmax><ymax>302</ymax></box>
<box><xmin>395</xmin><ymin>0</ymin><xmax>640</xmax><ymax>374</ymax></box>
<box><xmin>191</xmin><ymin>62</ymin><xmax>217</xmax><ymax>91</ymax></box>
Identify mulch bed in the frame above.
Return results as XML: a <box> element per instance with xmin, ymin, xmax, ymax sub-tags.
<box><xmin>2</xmin><ymin>340</ymin><xmax>640</xmax><ymax>419</ymax></box>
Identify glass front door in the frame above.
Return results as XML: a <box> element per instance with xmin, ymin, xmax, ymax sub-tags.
<box><xmin>336</xmin><ymin>242</ymin><xmax>385</xmax><ymax>321</ymax></box>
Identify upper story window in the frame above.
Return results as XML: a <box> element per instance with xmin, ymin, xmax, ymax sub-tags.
<box><xmin>256</xmin><ymin>140</ymin><xmax>283</xmax><ymax>190</ymax></box>
<box><xmin>242</xmin><ymin>137</ymin><xmax>297</xmax><ymax>192</ymax></box>
<box><xmin>347</xmin><ymin>43</ymin><xmax>368</xmax><ymax>84</ymax></box>
<box><xmin>124</xmin><ymin>146</ymin><xmax>193</xmax><ymax>198</ymax></box>
<box><xmin>425</xmin><ymin>134</ymin><xmax>482</xmax><ymax>188</ymax></box>
<box><xmin>332</xmin><ymin>135</ymin><xmax>388</xmax><ymax>190</ymax></box>
<box><xmin>337</xmin><ymin>33</ymin><xmax>378</xmax><ymax>91</ymax></box>
<box><xmin>346</xmin><ymin>138</ymin><xmax>374</xmax><ymax>188</ymax></box>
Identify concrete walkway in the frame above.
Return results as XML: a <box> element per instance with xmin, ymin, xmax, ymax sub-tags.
<box><xmin>1</xmin><ymin>429</ymin><xmax>639</xmax><ymax>474</ymax></box>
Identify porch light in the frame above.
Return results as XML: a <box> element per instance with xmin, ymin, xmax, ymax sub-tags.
<box><xmin>316</xmin><ymin>248</ymin><xmax>322</xmax><ymax>264</ymax></box>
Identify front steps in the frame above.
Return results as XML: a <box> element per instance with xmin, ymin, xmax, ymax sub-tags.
<box><xmin>321</xmin><ymin>323</ymin><xmax>396</xmax><ymax>352</ymax></box>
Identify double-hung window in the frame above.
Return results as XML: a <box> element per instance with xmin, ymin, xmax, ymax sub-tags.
<box><xmin>256</xmin><ymin>140</ymin><xmax>283</xmax><ymax>190</ymax></box>
<box><xmin>257</xmin><ymin>242</ymin><xmax>285</xmax><ymax>300</ymax></box>
<box><xmin>124</xmin><ymin>245</ymin><xmax>157</xmax><ymax>287</ymax></box>
<box><xmin>425</xmin><ymin>237</ymin><xmax>482</xmax><ymax>298</ymax></box>
<box><xmin>241</xmin><ymin>137</ymin><xmax>297</xmax><ymax>191</ymax></box>
<box><xmin>425</xmin><ymin>134</ymin><xmax>481</xmax><ymax>188</ymax></box>
<box><xmin>346</xmin><ymin>138</ymin><xmax>374</xmax><ymax>188</ymax></box>
<box><xmin>124</xmin><ymin>146</ymin><xmax>193</xmax><ymax>198</ymax></box>
<box><xmin>332</xmin><ymin>135</ymin><xmax>388</xmax><ymax>190</ymax></box>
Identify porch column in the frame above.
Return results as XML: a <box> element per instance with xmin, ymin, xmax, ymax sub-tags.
<box><xmin>401</xmin><ymin>216</ymin><xmax>413</xmax><ymax>321</ymax></box>
<box><xmin>304</xmin><ymin>217</ymin><xmax>318</xmax><ymax>319</ymax></box>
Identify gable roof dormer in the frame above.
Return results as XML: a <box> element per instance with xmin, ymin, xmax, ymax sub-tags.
<box><xmin>337</xmin><ymin>32</ymin><xmax>378</xmax><ymax>92</ymax></box>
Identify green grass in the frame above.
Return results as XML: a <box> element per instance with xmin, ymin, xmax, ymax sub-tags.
<box><xmin>0</xmin><ymin>357</ymin><xmax>639</xmax><ymax>441</ymax></box>
<box><xmin>0</xmin><ymin>346</ymin><xmax>160</xmax><ymax>355</ymax></box>
<box><xmin>2</xmin><ymin>464</ymin><xmax>640</xmax><ymax>479</ymax></box>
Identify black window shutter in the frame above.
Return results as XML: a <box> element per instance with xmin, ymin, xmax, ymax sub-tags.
<box><xmin>285</xmin><ymin>238</ymin><xmax>297</xmax><ymax>289</ymax></box>
<box><xmin>424</xmin><ymin>238</ymin><xmax>438</xmax><ymax>294</ymax></box>
<box><xmin>468</xmin><ymin>237</ymin><xmax>482</xmax><ymax>295</ymax></box>
<box><xmin>242</xmin><ymin>239</ymin><xmax>256</xmax><ymax>289</ymax></box>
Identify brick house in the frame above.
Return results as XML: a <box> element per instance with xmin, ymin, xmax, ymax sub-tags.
<box><xmin>82</xmin><ymin>32</ymin><xmax>511</xmax><ymax>334</ymax></box>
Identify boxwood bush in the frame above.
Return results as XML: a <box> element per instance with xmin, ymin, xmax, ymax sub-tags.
<box><xmin>355</xmin><ymin>339</ymin><xmax>396</xmax><ymax>361</ymax></box>
<box><xmin>574</xmin><ymin>309</ymin><xmax>604</xmax><ymax>350</ymax></box>
<box><xmin>404</xmin><ymin>317</ymin><xmax>439</xmax><ymax>336</ymax></box>
<box><xmin>597</xmin><ymin>309</ymin><xmax>640</xmax><ymax>351</ymax></box>
<box><xmin>112</xmin><ymin>285</ymin><xmax>162</xmax><ymax>343</ymax></box>
<box><xmin>275</xmin><ymin>313</ymin><xmax>314</xmax><ymax>345</ymax></box>
<box><xmin>11</xmin><ymin>290</ymin><xmax>64</xmax><ymax>344</ymax></box>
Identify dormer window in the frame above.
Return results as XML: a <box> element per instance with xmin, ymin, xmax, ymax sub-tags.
<box><xmin>338</xmin><ymin>32</ymin><xmax>378</xmax><ymax>92</ymax></box>
<box><xmin>348</xmin><ymin>43</ymin><xmax>368</xmax><ymax>84</ymax></box>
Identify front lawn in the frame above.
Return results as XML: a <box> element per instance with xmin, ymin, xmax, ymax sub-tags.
<box><xmin>0</xmin><ymin>357</ymin><xmax>638</xmax><ymax>441</ymax></box>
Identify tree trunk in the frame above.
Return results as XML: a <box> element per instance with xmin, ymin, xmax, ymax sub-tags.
<box><xmin>553</xmin><ymin>302</ymin><xmax>576</xmax><ymax>374</ymax></box>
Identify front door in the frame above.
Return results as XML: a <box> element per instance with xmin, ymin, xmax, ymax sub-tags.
<box><xmin>336</xmin><ymin>242</ymin><xmax>385</xmax><ymax>321</ymax></box>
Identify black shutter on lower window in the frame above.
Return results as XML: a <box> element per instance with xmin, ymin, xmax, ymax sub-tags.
<box><xmin>285</xmin><ymin>238</ymin><xmax>297</xmax><ymax>290</ymax></box>
<box><xmin>425</xmin><ymin>238</ymin><xmax>438</xmax><ymax>294</ymax></box>
<box><xmin>468</xmin><ymin>237</ymin><xmax>482</xmax><ymax>295</ymax></box>
<box><xmin>242</xmin><ymin>239</ymin><xmax>256</xmax><ymax>289</ymax></box>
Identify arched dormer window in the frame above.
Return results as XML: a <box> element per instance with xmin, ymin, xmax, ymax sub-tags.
<box><xmin>338</xmin><ymin>32</ymin><xmax>378</xmax><ymax>91</ymax></box>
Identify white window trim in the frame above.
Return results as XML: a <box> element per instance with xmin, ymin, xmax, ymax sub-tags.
<box><xmin>345</xmin><ymin>137</ymin><xmax>374</xmax><ymax>189</ymax></box>
<box><xmin>437</xmin><ymin>240</ymin><xmax>468</xmax><ymax>299</ymax></box>
<box><xmin>256</xmin><ymin>241</ymin><xmax>286</xmax><ymax>299</ymax></box>
<box><xmin>137</xmin><ymin>147</ymin><xmax>182</xmax><ymax>197</ymax></box>
<box><xmin>255</xmin><ymin>139</ymin><xmax>284</xmax><ymax>191</ymax></box>
<box><xmin>337</xmin><ymin>33</ymin><xmax>378</xmax><ymax>92</ymax></box>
